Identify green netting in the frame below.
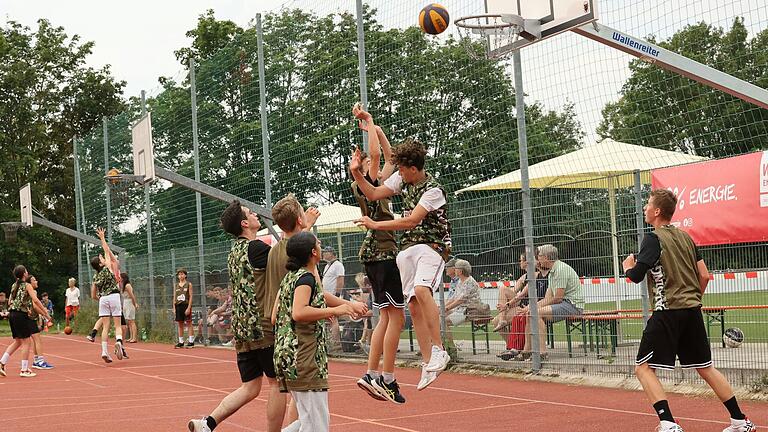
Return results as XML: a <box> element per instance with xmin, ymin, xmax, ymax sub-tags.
<box><xmin>72</xmin><ymin>0</ymin><xmax>768</xmax><ymax>383</ymax></box>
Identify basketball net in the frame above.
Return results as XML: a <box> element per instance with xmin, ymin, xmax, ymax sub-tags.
<box><xmin>105</xmin><ymin>169</ymin><xmax>132</xmax><ymax>207</ymax></box>
<box><xmin>1</xmin><ymin>222</ymin><xmax>24</xmax><ymax>243</ymax></box>
<box><xmin>454</xmin><ymin>14</ymin><xmax>523</xmax><ymax>61</ymax></box>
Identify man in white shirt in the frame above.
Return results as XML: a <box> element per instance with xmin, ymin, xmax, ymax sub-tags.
<box><xmin>65</xmin><ymin>277</ymin><xmax>80</xmax><ymax>327</ymax></box>
<box><xmin>321</xmin><ymin>246</ymin><xmax>345</xmax><ymax>348</ymax></box>
<box><xmin>351</xmin><ymin>138</ymin><xmax>452</xmax><ymax>391</ymax></box>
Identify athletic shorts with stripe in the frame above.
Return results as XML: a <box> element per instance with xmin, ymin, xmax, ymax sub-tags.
<box><xmin>396</xmin><ymin>244</ymin><xmax>445</xmax><ymax>304</ymax></box>
<box><xmin>365</xmin><ymin>259</ymin><xmax>404</xmax><ymax>309</ymax></box>
<box><xmin>635</xmin><ymin>306</ymin><xmax>712</xmax><ymax>370</ymax></box>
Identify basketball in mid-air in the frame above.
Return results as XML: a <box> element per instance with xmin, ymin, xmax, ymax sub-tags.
<box><xmin>419</xmin><ymin>4</ymin><xmax>450</xmax><ymax>35</ymax></box>
<box><xmin>64</xmin><ymin>326</ymin><xmax>73</xmax><ymax>335</ymax></box>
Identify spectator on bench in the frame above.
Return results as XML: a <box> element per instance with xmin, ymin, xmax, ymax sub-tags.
<box><xmin>0</xmin><ymin>291</ymin><xmax>8</xmax><ymax>320</ymax></box>
<box><xmin>517</xmin><ymin>244</ymin><xmax>584</xmax><ymax>360</ymax></box>
<box><xmin>444</xmin><ymin>259</ymin><xmax>482</xmax><ymax>347</ymax></box>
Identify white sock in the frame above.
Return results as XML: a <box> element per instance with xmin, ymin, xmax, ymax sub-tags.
<box><xmin>382</xmin><ymin>372</ymin><xmax>395</xmax><ymax>384</ymax></box>
<box><xmin>21</xmin><ymin>360</ymin><xmax>29</xmax><ymax>370</ymax></box>
<box><xmin>188</xmin><ymin>335</ymin><xmax>195</xmax><ymax>343</ymax></box>
<box><xmin>0</xmin><ymin>353</ymin><xmax>9</xmax><ymax>364</ymax></box>
<box><xmin>101</xmin><ymin>342</ymin><xmax>108</xmax><ymax>354</ymax></box>
<box><xmin>367</xmin><ymin>369</ymin><xmax>380</xmax><ymax>378</ymax></box>
<box><xmin>178</xmin><ymin>337</ymin><xmax>184</xmax><ymax>343</ymax></box>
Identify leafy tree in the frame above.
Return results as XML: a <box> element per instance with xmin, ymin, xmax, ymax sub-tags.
<box><xmin>598</xmin><ymin>18</ymin><xmax>768</xmax><ymax>158</ymax></box>
<box><xmin>0</xmin><ymin>19</ymin><xmax>125</xmax><ymax>303</ymax></box>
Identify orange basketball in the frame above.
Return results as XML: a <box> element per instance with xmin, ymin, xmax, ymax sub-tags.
<box><xmin>64</xmin><ymin>326</ymin><xmax>73</xmax><ymax>335</ymax></box>
<box><xmin>419</xmin><ymin>3</ymin><xmax>450</xmax><ymax>35</ymax></box>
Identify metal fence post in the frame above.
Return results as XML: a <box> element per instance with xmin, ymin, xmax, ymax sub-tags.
<box><xmin>189</xmin><ymin>57</ymin><xmax>208</xmax><ymax>344</ymax></box>
<box><xmin>256</xmin><ymin>13</ymin><xmax>272</xmax><ymax>208</ymax></box>
<box><xmin>141</xmin><ymin>90</ymin><xmax>157</xmax><ymax>327</ymax></box>
<box><xmin>73</xmin><ymin>136</ymin><xmax>85</xmax><ymax>297</ymax></box>
<box><xmin>103</xmin><ymin>117</ymin><xmax>112</xmax><ymax>244</ymax></box>
<box><xmin>73</xmin><ymin>137</ymin><xmax>93</xmax><ymax>289</ymax></box>
<box><xmin>355</xmin><ymin>0</ymin><xmax>370</xmax><ymax>153</ymax></box>
<box><xmin>634</xmin><ymin>170</ymin><xmax>650</xmax><ymax>324</ymax></box>
<box><xmin>513</xmin><ymin>50</ymin><xmax>542</xmax><ymax>372</ymax></box>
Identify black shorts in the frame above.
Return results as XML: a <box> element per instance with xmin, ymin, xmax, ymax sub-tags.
<box><xmin>175</xmin><ymin>303</ymin><xmax>191</xmax><ymax>322</ymax></box>
<box><xmin>237</xmin><ymin>346</ymin><xmax>276</xmax><ymax>382</ymax></box>
<box><xmin>365</xmin><ymin>260</ymin><xmax>405</xmax><ymax>309</ymax></box>
<box><xmin>9</xmin><ymin>311</ymin><xmax>35</xmax><ymax>339</ymax></box>
<box><xmin>636</xmin><ymin>307</ymin><xmax>712</xmax><ymax>370</ymax></box>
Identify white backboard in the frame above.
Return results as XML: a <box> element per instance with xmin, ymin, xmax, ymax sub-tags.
<box><xmin>20</xmin><ymin>183</ymin><xmax>32</xmax><ymax>227</ymax></box>
<box><xmin>132</xmin><ymin>112</ymin><xmax>155</xmax><ymax>183</ymax></box>
<box><xmin>487</xmin><ymin>0</ymin><xmax>599</xmax><ymax>55</ymax></box>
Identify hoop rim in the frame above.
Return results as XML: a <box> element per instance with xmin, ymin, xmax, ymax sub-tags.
<box><xmin>454</xmin><ymin>13</ymin><xmax>523</xmax><ymax>31</ymax></box>
<box><xmin>104</xmin><ymin>173</ymin><xmax>145</xmax><ymax>185</ymax></box>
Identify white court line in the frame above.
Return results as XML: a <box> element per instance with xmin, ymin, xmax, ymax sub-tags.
<box><xmin>332</xmin><ymin>401</ymin><xmax>537</xmax><ymax>427</ymax></box>
<box><xmin>3</xmin><ymin>391</ymin><xmax>211</xmax><ymax>410</ymax></box>
<box><xmin>3</xmin><ymin>398</ymin><xmax>224</xmax><ymax>422</ymax></box>
<box><xmin>6</xmin><ymin>388</ymin><xmax>211</xmax><ymax>402</ymax></box>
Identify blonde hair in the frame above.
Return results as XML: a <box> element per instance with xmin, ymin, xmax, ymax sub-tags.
<box><xmin>272</xmin><ymin>193</ymin><xmax>304</xmax><ymax>232</ymax></box>
<box><xmin>68</xmin><ymin>277</ymin><xmax>76</xmax><ymax>287</ymax></box>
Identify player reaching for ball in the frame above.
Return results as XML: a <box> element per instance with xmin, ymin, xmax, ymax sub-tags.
<box><xmin>89</xmin><ymin>227</ymin><xmax>126</xmax><ymax>363</ymax></box>
<box><xmin>623</xmin><ymin>189</ymin><xmax>755</xmax><ymax>432</ymax></box>
<box><xmin>351</xmin><ymin>135</ymin><xmax>452</xmax><ymax>391</ymax></box>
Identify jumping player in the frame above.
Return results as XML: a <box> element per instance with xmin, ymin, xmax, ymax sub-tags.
<box><xmin>351</xmin><ymin>138</ymin><xmax>452</xmax><ymax>390</ymax></box>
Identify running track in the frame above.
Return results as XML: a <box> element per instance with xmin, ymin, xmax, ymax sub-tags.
<box><xmin>1</xmin><ymin>335</ymin><xmax>765</xmax><ymax>431</ymax></box>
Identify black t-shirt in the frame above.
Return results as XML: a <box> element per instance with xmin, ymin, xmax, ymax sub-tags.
<box><xmin>247</xmin><ymin>239</ymin><xmax>271</xmax><ymax>270</ymax></box>
<box><xmin>295</xmin><ymin>272</ymin><xmax>318</xmax><ymax>303</ymax></box>
<box><xmin>519</xmin><ymin>273</ymin><xmax>549</xmax><ymax>307</ymax></box>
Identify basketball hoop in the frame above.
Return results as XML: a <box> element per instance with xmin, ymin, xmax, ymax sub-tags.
<box><xmin>1</xmin><ymin>222</ymin><xmax>25</xmax><ymax>243</ymax></box>
<box><xmin>454</xmin><ymin>14</ymin><xmax>531</xmax><ymax>60</ymax></box>
<box><xmin>105</xmin><ymin>169</ymin><xmax>141</xmax><ymax>206</ymax></box>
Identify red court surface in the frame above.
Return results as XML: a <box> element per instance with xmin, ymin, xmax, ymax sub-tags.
<box><xmin>1</xmin><ymin>335</ymin><xmax>765</xmax><ymax>431</ymax></box>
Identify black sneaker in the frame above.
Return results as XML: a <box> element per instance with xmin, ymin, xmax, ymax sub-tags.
<box><xmin>372</xmin><ymin>376</ymin><xmax>406</xmax><ymax>404</ymax></box>
<box><xmin>356</xmin><ymin>374</ymin><xmax>387</xmax><ymax>401</ymax></box>
<box><xmin>497</xmin><ymin>349</ymin><xmax>519</xmax><ymax>361</ymax></box>
<box><xmin>185</xmin><ymin>341</ymin><xmax>195</xmax><ymax>348</ymax></box>
<box><xmin>175</xmin><ymin>342</ymin><xmax>184</xmax><ymax>349</ymax></box>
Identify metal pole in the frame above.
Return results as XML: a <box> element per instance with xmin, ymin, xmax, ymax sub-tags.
<box><xmin>513</xmin><ymin>51</ymin><xmax>542</xmax><ymax>371</ymax></box>
<box><xmin>73</xmin><ymin>137</ymin><xmax>85</xmax><ymax>298</ymax></box>
<box><xmin>103</xmin><ymin>117</ymin><xmax>112</xmax><ymax>244</ymax></box>
<box><xmin>141</xmin><ymin>90</ymin><xmax>157</xmax><ymax>327</ymax></box>
<box><xmin>189</xmin><ymin>58</ymin><xmax>208</xmax><ymax>344</ymax></box>
<box><xmin>608</xmin><ymin>178</ymin><xmax>621</xmax><ymax>310</ymax></box>
<box><xmin>256</xmin><ymin>14</ymin><xmax>273</xmax><ymax>207</ymax></box>
<box><xmin>633</xmin><ymin>170</ymin><xmax>650</xmax><ymax>324</ymax></box>
<box><xmin>73</xmin><ymin>137</ymin><xmax>93</xmax><ymax>285</ymax></box>
<box><xmin>355</xmin><ymin>0</ymin><xmax>370</xmax><ymax>153</ymax></box>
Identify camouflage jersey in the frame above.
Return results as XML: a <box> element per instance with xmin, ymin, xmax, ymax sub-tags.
<box><xmin>9</xmin><ymin>282</ymin><xmax>33</xmax><ymax>313</ymax></box>
<box><xmin>352</xmin><ymin>176</ymin><xmax>398</xmax><ymax>263</ymax></box>
<box><xmin>174</xmin><ymin>281</ymin><xmax>191</xmax><ymax>305</ymax></box>
<box><xmin>93</xmin><ymin>267</ymin><xmax>120</xmax><ymax>297</ymax></box>
<box><xmin>400</xmin><ymin>174</ymin><xmax>452</xmax><ymax>260</ymax></box>
<box><xmin>228</xmin><ymin>237</ymin><xmax>269</xmax><ymax>352</ymax></box>
<box><xmin>273</xmin><ymin>268</ymin><xmax>329</xmax><ymax>393</ymax></box>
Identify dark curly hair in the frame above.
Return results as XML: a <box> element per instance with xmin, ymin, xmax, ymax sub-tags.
<box><xmin>391</xmin><ymin>138</ymin><xmax>426</xmax><ymax>170</ymax></box>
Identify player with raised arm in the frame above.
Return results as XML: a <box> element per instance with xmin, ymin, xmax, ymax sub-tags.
<box><xmin>351</xmin><ymin>137</ymin><xmax>452</xmax><ymax>391</ymax></box>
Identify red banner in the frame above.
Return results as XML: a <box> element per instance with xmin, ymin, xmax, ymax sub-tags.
<box><xmin>651</xmin><ymin>151</ymin><xmax>768</xmax><ymax>246</ymax></box>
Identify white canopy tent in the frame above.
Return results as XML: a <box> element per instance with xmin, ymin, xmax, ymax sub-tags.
<box><xmin>456</xmin><ymin>138</ymin><xmax>706</xmax><ymax>310</ymax></box>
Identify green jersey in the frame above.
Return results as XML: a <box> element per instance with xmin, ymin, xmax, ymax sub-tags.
<box><xmin>93</xmin><ymin>267</ymin><xmax>119</xmax><ymax>297</ymax></box>
<box><xmin>273</xmin><ymin>269</ymin><xmax>328</xmax><ymax>392</ymax></box>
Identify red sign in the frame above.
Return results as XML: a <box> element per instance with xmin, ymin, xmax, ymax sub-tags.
<box><xmin>651</xmin><ymin>151</ymin><xmax>768</xmax><ymax>246</ymax></box>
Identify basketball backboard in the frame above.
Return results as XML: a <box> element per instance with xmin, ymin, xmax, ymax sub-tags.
<box><xmin>486</xmin><ymin>0</ymin><xmax>599</xmax><ymax>56</ymax></box>
<box><xmin>20</xmin><ymin>183</ymin><xmax>32</xmax><ymax>227</ymax></box>
<box><xmin>132</xmin><ymin>113</ymin><xmax>155</xmax><ymax>183</ymax></box>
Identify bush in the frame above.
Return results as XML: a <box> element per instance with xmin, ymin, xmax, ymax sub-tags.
<box><xmin>69</xmin><ymin>300</ymin><xmax>176</xmax><ymax>344</ymax></box>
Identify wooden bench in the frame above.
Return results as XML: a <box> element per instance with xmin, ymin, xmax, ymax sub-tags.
<box><xmin>469</xmin><ymin>316</ymin><xmax>492</xmax><ymax>355</ymax></box>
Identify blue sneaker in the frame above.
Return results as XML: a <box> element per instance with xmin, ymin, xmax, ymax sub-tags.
<box><xmin>32</xmin><ymin>360</ymin><xmax>54</xmax><ymax>370</ymax></box>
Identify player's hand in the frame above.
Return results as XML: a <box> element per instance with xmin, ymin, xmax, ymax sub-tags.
<box><xmin>185</xmin><ymin>307</ymin><xmax>191</xmax><ymax>316</ymax></box>
<box><xmin>305</xmin><ymin>207</ymin><xmax>320</xmax><ymax>226</ymax></box>
<box><xmin>349</xmin><ymin>300</ymin><xmax>368</xmax><ymax>318</ymax></box>
<box><xmin>354</xmin><ymin>216</ymin><xmax>377</xmax><ymax>230</ymax></box>
<box><xmin>96</xmin><ymin>227</ymin><xmax>106</xmax><ymax>240</ymax></box>
<box><xmin>352</xmin><ymin>102</ymin><xmax>372</xmax><ymax>121</ymax></box>
<box><xmin>622</xmin><ymin>254</ymin><xmax>637</xmax><ymax>271</ymax></box>
<box><xmin>333</xmin><ymin>304</ymin><xmax>355</xmax><ymax>318</ymax></box>
<box><xmin>349</xmin><ymin>148</ymin><xmax>362</xmax><ymax>173</ymax></box>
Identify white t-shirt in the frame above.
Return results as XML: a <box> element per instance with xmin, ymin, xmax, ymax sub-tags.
<box><xmin>321</xmin><ymin>260</ymin><xmax>345</xmax><ymax>296</ymax></box>
<box><xmin>383</xmin><ymin>172</ymin><xmax>446</xmax><ymax>212</ymax></box>
<box><xmin>66</xmin><ymin>287</ymin><xmax>80</xmax><ymax>306</ymax></box>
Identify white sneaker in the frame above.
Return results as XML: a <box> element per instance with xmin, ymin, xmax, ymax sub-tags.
<box><xmin>102</xmin><ymin>353</ymin><xmax>113</xmax><ymax>363</ymax></box>
<box><xmin>416</xmin><ymin>363</ymin><xmax>438</xmax><ymax>391</ymax></box>
<box><xmin>723</xmin><ymin>418</ymin><xmax>756</xmax><ymax>432</ymax></box>
<box><xmin>656</xmin><ymin>421</ymin><xmax>684</xmax><ymax>432</ymax></box>
<box><xmin>114</xmin><ymin>341</ymin><xmax>124</xmax><ymax>360</ymax></box>
<box><xmin>188</xmin><ymin>418</ymin><xmax>212</xmax><ymax>432</ymax></box>
<box><xmin>424</xmin><ymin>348</ymin><xmax>450</xmax><ymax>372</ymax></box>
<box><xmin>19</xmin><ymin>370</ymin><xmax>37</xmax><ymax>378</ymax></box>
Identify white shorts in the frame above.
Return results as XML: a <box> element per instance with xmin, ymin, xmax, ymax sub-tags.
<box><xmin>99</xmin><ymin>293</ymin><xmax>123</xmax><ymax>317</ymax></box>
<box><xmin>396</xmin><ymin>244</ymin><xmax>445</xmax><ymax>304</ymax></box>
<box><xmin>447</xmin><ymin>310</ymin><xmax>466</xmax><ymax>326</ymax></box>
